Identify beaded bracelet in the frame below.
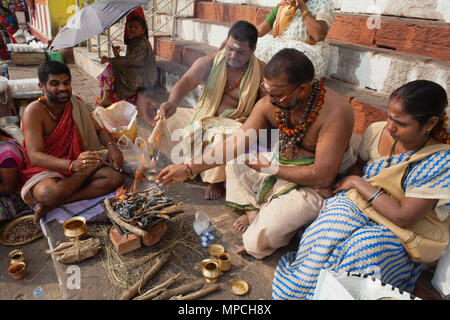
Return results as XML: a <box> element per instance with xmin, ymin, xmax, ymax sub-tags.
<box><xmin>368</xmin><ymin>188</ymin><xmax>383</xmax><ymax>203</ymax></box>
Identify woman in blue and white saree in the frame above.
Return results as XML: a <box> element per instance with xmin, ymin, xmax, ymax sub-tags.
<box><xmin>272</xmin><ymin>80</ymin><xmax>450</xmax><ymax>300</ymax></box>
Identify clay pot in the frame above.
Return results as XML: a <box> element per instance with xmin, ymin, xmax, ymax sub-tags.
<box><xmin>141</xmin><ymin>222</ymin><xmax>167</xmax><ymax>247</ymax></box>
<box><xmin>8</xmin><ymin>262</ymin><xmax>26</xmax><ymax>280</ymax></box>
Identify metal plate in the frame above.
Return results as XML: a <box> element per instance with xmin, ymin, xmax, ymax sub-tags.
<box><xmin>229</xmin><ymin>279</ymin><xmax>249</xmax><ymax>296</ymax></box>
<box><xmin>0</xmin><ymin>215</ymin><xmax>43</xmax><ymax>246</ymax></box>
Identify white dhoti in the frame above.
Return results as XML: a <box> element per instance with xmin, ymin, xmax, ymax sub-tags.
<box><xmin>225</xmin><ymin>147</ymin><xmax>357</xmax><ymax>259</ymax></box>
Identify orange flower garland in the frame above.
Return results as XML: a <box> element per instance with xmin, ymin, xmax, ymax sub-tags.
<box><xmin>276</xmin><ymin>80</ymin><xmax>325</xmax><ymax>149</ymax></box>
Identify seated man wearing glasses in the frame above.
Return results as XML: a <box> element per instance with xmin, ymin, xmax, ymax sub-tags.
<box><xmin>154</xmin><ymin>21</ymin><xmax>265</xmax><ymax>200</ymax></box>
<box><xmin>156</xmin><ymin>48</ymin><xmax>355</xmax><ymax>259</ymax></box>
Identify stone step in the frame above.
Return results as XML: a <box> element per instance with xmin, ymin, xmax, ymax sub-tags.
<box><xmin>155</xmin><ymin>54</ymin><xmax>204</xmax><ymax>108</ymax></box>
<box><xmin>155</xmin><ymin>17</ymin><xmax>450</xmax><ymax>95</ymax></box>
<box><xmin>215</xmin><ymin>0</ymin><xmax>450</xmax><ymax>22</ymax></box>
<box><xmin>194</xmin><ymin>1</ymin><xmax>450</xmax><ymax>61</ymax></box>
<box><xmin>328</xmin><ymin>39</ymin><xmax>450</xmax><ymax>95</ymax></box>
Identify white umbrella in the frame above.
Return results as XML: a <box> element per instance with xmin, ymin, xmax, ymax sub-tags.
<box><xmin>49</xmin><ymin>0</ymin><xmax>147</xmax><ymax>51</ymax></box>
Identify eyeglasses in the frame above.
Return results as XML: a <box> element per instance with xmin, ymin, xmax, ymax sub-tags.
<box><xmin>259</xmin><ymin>82</ymin><xmax>302</xmax><ymax>107</ymax></box>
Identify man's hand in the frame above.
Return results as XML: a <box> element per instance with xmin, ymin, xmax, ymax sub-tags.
<box><xmin>245</xmin><ymin>153</ymin><xmax>272</xmax><ymax>172</ymax></box>
<box><xmin>107</xmin><ymin>144</ymin><xmax>124</xmax><ymax>169</ymax></box>
<box><xmin>71</xmin><ymin>151</ymin><xmax>100</xmax><ymax>173</ymax></box>
<box><xmin>154</xmin><ymin>101</ymin><xmax>177</xmax><ymax>121</ymax></box>
<box><xmin>156</xmin><ymin>164</ymin><xmax>190</xmax><ymax>188</ymax></box>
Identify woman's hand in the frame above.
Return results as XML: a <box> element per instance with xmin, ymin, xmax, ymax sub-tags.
<box><xmin>332</xmin><ymin>175</ymin><xmax>362</xmax><ymax>194</ymax></box>
<box><xmin>71</xmin><ymin>151</ymin><xmax>100</xmax><ymax>172</ymax></box>
<box><xmin>156</xmin><ymin>164</ymin><xmax>190</xmax><ymax>188</ymax></box>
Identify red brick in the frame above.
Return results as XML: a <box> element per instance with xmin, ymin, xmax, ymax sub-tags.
<box><xmin>375</xmin><ymin>17</ymin><xmax>450</xmax><ymax>61</ymax></box>
<box><xmin>196</xmin><ymin>2</ymin><xmax>269</xmax><ymax>26</ymax></box>
<box><xmin>351</xmin><ymin>99</ymin><xmax>387</xmax><ymax>135</ymax></box>
<box><xmin>141</xmin><ymin>222</ymin><xmax>167</xmax><ymax>247</ymax></box>
<box><xmin>154</xmin><ymin>38</ymin><xmax>183</xmax><ymax>65</ymax></box>
<box><xmin>328</xmin><ymin>14</ymin><xmax>376</xmax><ymax>47</ymax></box>
<box><xmin>109</xmin><ymin>228</ymin><xmax>141</xmax><ymax>255</ymax></box>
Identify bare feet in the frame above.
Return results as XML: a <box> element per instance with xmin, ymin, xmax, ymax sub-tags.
<box><xmin>233</xmin><ymin>215</ymin><xmax>250</xmax><ymax>232</ymax></box>
<box><xmin>205</xmin><ymin>182</ymin><xmax>224</xmax><ymax>200</ymax></box>
<box><xmin>33</xmin><ymin>204</ymin><xmax>56</xmax><ymax>224</ymax></box>
<box><xmin>236</xmin><ymin>246</ymin><xmax>248</xmax><ymax>255</ymax></box>
<box><xmin>233</xmin><ymin>210</ymin><xmax>259</xmax><ymax>232</ymax></box>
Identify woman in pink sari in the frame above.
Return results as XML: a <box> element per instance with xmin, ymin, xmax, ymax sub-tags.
<box><xmin>0</xmin><ymin>128</ymin><xmax>29</xmax><ymax>221</ymax></box>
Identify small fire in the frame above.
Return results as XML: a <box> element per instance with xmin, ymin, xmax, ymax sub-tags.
<box><xmin>115</xmin><ymin>185</ymin><xmax>127</xmax><ymax>201</ymax></box>
<box><xmin>130</xmin><ymin>151</ymin><xmax>150</xmax><ymax>193</ymax></box>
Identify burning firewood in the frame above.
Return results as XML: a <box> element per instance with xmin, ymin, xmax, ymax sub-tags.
<box><xmin>104</xmin><ymin>198</ymin><xmax>148</xmax><ymax>238</ymax></box>
<box><xmin>105</xmin><ymin>183</ymin><xmax>183</xmax><ymax>235</ymax></box>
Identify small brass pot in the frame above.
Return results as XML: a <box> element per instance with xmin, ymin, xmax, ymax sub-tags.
<box><xmin>8</xmin><ymin>262</ymin><xmax>26</xmax><ymax>280</ymax></box>
<box><xmin>201</xmin><ymin>258</ymin><xmax>221</xmax><ymax>283</ymax></box>
<box><xmin>217</xmin><ymin>253</ymin><xmax>231</xmax><ymax>272</ymax></box>
<box><xmin>63</xmin><ymin>216</ymin><xmax>87</xmax><ymax>241</ymax></box>
<box><xmin>9</xmin><ymin>249</ymin><xmax>25</xmax><ymax>265</ymax></box>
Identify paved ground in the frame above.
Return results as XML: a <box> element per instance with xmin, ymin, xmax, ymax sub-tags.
<box><xmin>0</xmin><ymin>62</ymin><xmax>444</xmax><ymax>301</ymax></box>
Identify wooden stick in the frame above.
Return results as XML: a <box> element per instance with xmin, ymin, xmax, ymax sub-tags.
<box><xmin>104</xmin><ymin>198</ymin><xmax>147</xmax><ymax>238</ymax></box>
<box><xmin>153</xmin><ymin>279</ymin><xmax>204</xmax><ymax>300</ymax></box>
<box><xmin>169</xmin><ymin>284</ymin><xmax>221</xmax><ymax>300</ymax></box>
<box><xmin>119</xmin><ymin>253</ymin><xmax>171</xmax><ymax>300</ymax></box>
<box><xmin>159</xmin><ymin>203</ymin><xmax>183</xmax><ymax>214</ymax></box>
<box><xmin>134</xmin><ymin>273</ymin><xmax>182</xmax><ymax>300</ymax></box>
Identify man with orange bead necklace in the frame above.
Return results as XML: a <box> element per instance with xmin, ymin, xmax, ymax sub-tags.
<box><xmin>157</xmin><ymin>49</ymin><xmax>355</xmax><ymax>259</ymax></box>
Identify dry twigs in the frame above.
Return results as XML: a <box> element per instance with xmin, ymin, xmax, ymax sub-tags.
<box><xmin>169</xmin><ymin>284</ymin><xmax>221</xmax><ymax>300</ymax></box>
<box><xmin>46</xmin><ymin>238</ymin><xmax>101</xmax><ymax>264</ymax></box>
<box><xmin>119</xmin><ymin>253</ymin><xmax>171</xmax><ymax>300</ymax></box>
<box><xmin>134</xmin><ymin>273</ymin><xmax>182</xmax><ymax>300</ymax></box>
<box><xmin>153</xmin><ymin>279</ymin><xmax>204</xmax><ymax>300</ymax></box>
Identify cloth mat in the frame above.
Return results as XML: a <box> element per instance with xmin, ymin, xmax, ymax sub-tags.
<box><xmin>39</xmin><ymin>192</ymin><xmax>114</xmax><ymax>237</ymax></box>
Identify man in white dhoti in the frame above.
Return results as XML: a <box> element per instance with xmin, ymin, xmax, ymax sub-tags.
<box><xmin>157</xmin><ymin>49</ymin><xmax>355</xmax><ymax>259</ymax></box>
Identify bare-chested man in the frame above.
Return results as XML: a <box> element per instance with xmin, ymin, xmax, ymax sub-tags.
<box><xmin>20</xmin><ymin>61</ymin><xmax>124</xmax><ymax>223</ymax></box>
<box><xmin>156</xmin><ymin>49</ymin><xmax>356</xmax><ymax>259</ymax></box>
<box><xmin>154</xmin><ymin>20</ymin><xmax>265</xmax><ymax>200</ymax></box>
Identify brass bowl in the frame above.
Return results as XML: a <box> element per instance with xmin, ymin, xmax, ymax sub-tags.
<box><xmin>63</xmin><ymin>216</ymin><xmax>87</xmax><ymax>241</ymax></box>
<box><xmin>229</xmin><ymin>279</ymin><xmax>249</xmax><ymax>296</ymax></box>
<box><xmin>9</xmin><ymin>249</ymin><xmax>25</xmax><ymax>264</ymax></box>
